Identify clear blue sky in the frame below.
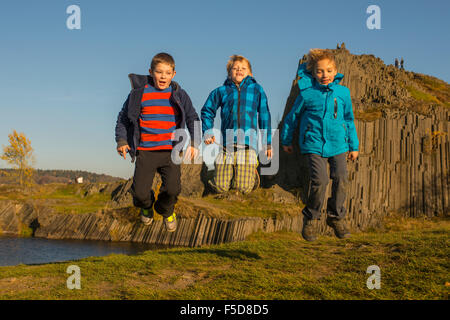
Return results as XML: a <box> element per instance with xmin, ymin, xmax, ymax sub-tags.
<box><xmin>0</xmin><ymin>0</ymin><xmax>449</xmax><ymax>178</ymax></box>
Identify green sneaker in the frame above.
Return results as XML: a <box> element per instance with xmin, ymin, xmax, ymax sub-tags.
<box><xmin>140</xmin><ymin>208</ymin><xmax>153</xmax><ymax>226</ymax></box>
<box><xmin>302</xmin><ymin>217</ymin><xmax>317</xmax><ymax>242</ymax></box>
<box><xmin>326</xmin><ymin>217</ymin><xmax>350</xmax><ymax>239</ymax></box>
<box><xmin>163</xmin><ymin>212</ymin><xmax>177</xmax><ymax>232</ymax></box>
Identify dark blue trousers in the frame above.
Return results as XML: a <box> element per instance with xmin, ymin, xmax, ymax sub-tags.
<box><xmin>130</xmin><ymin>150</ymin><xmax>181</xmax><ymax>218</ymax></box>
<box><xmin>302</xmin><ymin>153</ymin><xmax>348</xmax><ymax>220</ymax></box>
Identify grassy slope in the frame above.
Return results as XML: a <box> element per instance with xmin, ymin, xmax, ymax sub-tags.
<box><xmin>0</xmin><ymin>215</ymin><xmax>448</xmax><ymax>300</ymax></box>
<box><xmin>0</xmin><ymin>183</ymin><xmax>302</xmax><ymax>219</ymax></box>
<box><xmin>0</xmin><ymin>184</ymin><xmax>111</xmax><ymax>215</ymax></box>
<box><xmin>178</xmin><ymin>188</ymin><xmax>301</xmax><ymax>219</ymax></box>
<box><xmin>354</xmin><ymin>69</ymin><xmax>449</xmax><ymax>121</ymax></box>
<box><xmin>411</xmin><ymin>73</ymin><xmax>450</xmax><ymax>107</ymax></box>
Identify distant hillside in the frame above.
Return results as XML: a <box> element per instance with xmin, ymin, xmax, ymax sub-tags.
<box><xmin>0</xmin><ymin>169</ymin><xmax>123</xmax><ymax>185</ymax></box>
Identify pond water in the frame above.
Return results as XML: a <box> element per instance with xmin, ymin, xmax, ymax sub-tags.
<box><xmin>0</xmin><ymin>236</ymin><xmax>166</xmax><ymax>267</ymax></box>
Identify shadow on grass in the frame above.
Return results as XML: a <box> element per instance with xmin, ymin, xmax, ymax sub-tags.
<box><xmin>159</xmin><ymin>248</ymin><xmax>262</xmax><ymax>260</ymax></box>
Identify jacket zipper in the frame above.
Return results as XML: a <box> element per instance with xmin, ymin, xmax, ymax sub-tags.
<box><xmin>171</xmin><ymin>97</ymin><xmax>183</xmax><ymax>124</ymax></box>
<box><xmin>132</xmin><ymin>88</ymin><xmax>145</xmax><ymax>157</ymax></box>
<box><xmin>323</xmin><ymin>89</ymin><xmax>329</xmax><ymax>142</ymax></box>
<box><xmin>334</xmin><ymin>98</ymin><xmax>338</xmax><ymax>119</ymax></box>
<box><xmin>237</xmin><ymin>84</ymin><xmax>241</xmax><ymax>129</ymax></box>
<box><xmin>169</xmin><ymin>84</ymin><xmax>183</xmax><ymax>125</ymax></box>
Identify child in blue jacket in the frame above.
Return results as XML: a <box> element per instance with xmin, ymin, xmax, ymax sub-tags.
<box><xmin>281</xmin><ymin>49</ymin><xmax>359</xmax><ymax>241</ymax></box>
<box><xmin>201</xmin><ymin>55</ymin><xmax>272</xmax><ymax>194</ymax></box>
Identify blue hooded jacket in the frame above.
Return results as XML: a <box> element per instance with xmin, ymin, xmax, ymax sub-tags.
<box><xmin>281</xmin><ymin>63</ymin><xmax>359</xmax><ymax>157</ymax></box>
<box><xmin>201</xmin><ymin>76</ymin><xmax>272</xmax><ymax>151</ymax></box>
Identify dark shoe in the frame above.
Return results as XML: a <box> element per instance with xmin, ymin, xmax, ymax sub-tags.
<box><xmin>140</xmin><ymin>208</ymin><xmax>153</xmax><ymax>226</ymax></box>
<box><xmin>208</xmin><ymin>179</ymin><xmax>219</xmax><ymax>193</ymax></box>
<box><xmin>163</xmin><ymin>212</ymin><xmax>177</xmax><ymax>232</ymax></box>
<box><xmin>326</xmin><ymin>217</ymin><xmax>350</xmax><ymax>239</ymax></box>
<box><xmin>302</xmin><ymin>217</ymin><xmax>317</xmax><ymax>242</ymax></box>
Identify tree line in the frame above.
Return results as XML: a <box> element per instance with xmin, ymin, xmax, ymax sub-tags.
<box><xmin>0</xmin><ymin>130</ymin><xmax>121</xmax><ymax>186</ymax></box>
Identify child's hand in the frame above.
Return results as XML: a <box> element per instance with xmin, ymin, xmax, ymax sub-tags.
<box><xmin>117</xmin><ymin>145</ymin><xmax>130</xmax><ymax>159</ymax></box>
<box><xmin>283</xmin><ymin>145</ymin><xmax>294</xmax><ymax>154</ymax></box>
<box><xmin>204</xmin><ymin>136</ymin><xmax>216</xmax><ymax>145</ymax></box>
<box><xmin>184</xmin><ymin>146</ymin><xmax>199</xmax><ymax>162</ymax></box>
<box><xmin>347</xmin><ymin>151</ymin><xmax>359</xmax><ymax>161</ymax></box>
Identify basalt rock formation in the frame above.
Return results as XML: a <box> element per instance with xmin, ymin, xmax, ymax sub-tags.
<box><xmin>0</xmin><ymin>198</ymin><xmax>302</xmax><ymax>247</ymax></box>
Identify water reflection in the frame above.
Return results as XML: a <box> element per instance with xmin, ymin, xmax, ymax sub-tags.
<box><xmin>0</xmin><ymin>236</ymin><xmax>167</xmax><ymax>266</ymax></box>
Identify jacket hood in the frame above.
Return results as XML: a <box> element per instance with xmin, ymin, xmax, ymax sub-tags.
<box><xmin>223</xmin><ymin>75</ymin><xmax>257</xmax><ymax>88</ymax></box>
<box><xmin>297</xmin><ymin>63</ymin><xmax>344</xmax><ymax>91</ymax></box>
<box><xmin>128</xmin><ymin>73</ymin><xmax>181</xmax><ymax>92</ymax></box>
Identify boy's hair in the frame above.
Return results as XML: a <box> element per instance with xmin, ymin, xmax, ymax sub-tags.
<box><xmin>226</xmin><ymin>55</ymin><xmax>252</xmax><ymax>75</ymax></box>
<box><xmin>306</xmin><ymin>49</ymin><xmax>336</xmax><ymax>73</ymax></box>
<box><xmin>150</xmin><ymin>52</ymin><xmax>175</xmax><ymax>70</ymax></box>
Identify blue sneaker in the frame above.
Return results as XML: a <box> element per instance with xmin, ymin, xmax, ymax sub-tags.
<box><xmin>140</xmin><ymin>208</ymin><xmax>153</xmax><ymax>226</ymax></box>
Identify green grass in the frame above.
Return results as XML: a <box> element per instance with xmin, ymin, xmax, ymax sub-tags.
<box><xmin>192</xmin><ymin>188</ymin><xmax>302</xmax><ymax>218</ymax></box>
<box><xmin>47</xmin><ymin>185</ymin><xmax>111</xmax><ymax>215</ymax></box>
<box><xmin>419</xmin><ymin>76</ymin><xmax>447</xmax><ymax>91</ymax></box>
<box><xmin>412</xmin><ymin>74</ymin><xmax>450</xmax><ymax>105</ymax></box>
<box><xmin>406</xmin><ymin>85</ymin><xmax>441</xmax><ymax>104</ymax></box>
<box><xmin>18</xmin><ymin>223</ymin><xmax>34</xmax><ymax>237</ymax></box>
<box><xmin>1</xmin><ymin>215</ymin><xmax>448</xmax><ymax>300</ymax></box>
<box><xmin>354</xmin><ymin>107</ymin><xmax>383</xmax><ymax>121</ymax></box>
<box><xmin>1</xmin><ymin>183</ymin><xmax>300</xmax><ymax>219</ymax></box>
<box><xmin>0</xmin><ymin>183</ymin><xmax>111</xmax><ymax>215</ymax></box>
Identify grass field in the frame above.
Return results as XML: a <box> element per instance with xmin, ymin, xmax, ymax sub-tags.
<box><xmin>0</xmin><ymin>215</ymin><xmax>448</xmax><ymax>300</ymax></box>
<box><xmin>0</xmin><ymin>182</ymin><xmax>302</xmax><ymax>220</ymax></box>
<box><xmin>0</xmin><ymin>183</ymin><xmax>111</xmax><ymax>215</ymax></box>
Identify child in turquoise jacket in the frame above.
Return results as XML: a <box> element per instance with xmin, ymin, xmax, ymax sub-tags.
<box><xmin>281</xmin><ymin>49</ymin><xmax>359</xmax><ymax>241</ymax></box>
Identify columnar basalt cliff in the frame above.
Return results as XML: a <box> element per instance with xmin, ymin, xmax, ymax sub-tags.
<box><xmin>0</xmin><ymin>199</ymin><xmax>302</xmax><ymax>246</ymax></box>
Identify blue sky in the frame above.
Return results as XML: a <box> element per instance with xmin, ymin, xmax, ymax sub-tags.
<box><xmin>0</xmin><ymin>0</ymin><xmax>449</xmax><ymax>178</ymax></box>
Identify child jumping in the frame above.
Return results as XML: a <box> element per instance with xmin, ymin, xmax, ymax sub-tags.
<box><xmin>115</xmin><ymin>52</ymin><xmax>200</xmax><ymax>232</ymax></box>
<box><xmin>201</xmin><ymin>55</ymin><xmax>272</xmax><ymax>194</ymax></box>
<box><xmin>281</xmin><ymin>49</ymin><xmax>359</xmax><ymax>241</ymax></box>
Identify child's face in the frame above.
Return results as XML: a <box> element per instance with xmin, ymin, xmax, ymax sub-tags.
<box><xmin>229</xmin><ymin>61</ymin><xmax>251</xmax><ymax>85</ymax></box>
<box><xmin>149</xmin><ymin>63</ymin><xmax>176</xmax><ymax>90</ymax></box>
<box><xmin>314</xmin><ymin>59</ymin><xmax>337</xmax><ymax>86</ymax></box>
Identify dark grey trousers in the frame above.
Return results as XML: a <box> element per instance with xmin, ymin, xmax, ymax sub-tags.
<box><xmin>130</xmin><ymin>150</ymin><xmax>181</xmax><ymax>218</ymax></box>
<box><xmin>302</xmin><ymin>153</ymin><xmax>348</xmax><ymax>220</ymax></box>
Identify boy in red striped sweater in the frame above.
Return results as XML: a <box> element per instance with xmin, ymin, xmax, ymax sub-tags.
<box><xmin>115</xmin><ymin>53</ymin><xmax>200</xmax><ymax>232</ymax></box>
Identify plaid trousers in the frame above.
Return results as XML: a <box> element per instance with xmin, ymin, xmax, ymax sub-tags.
<box><xmin>212</xmin><ymin>148</ymin><xmax>258</xmax><ymax>194</ymax></box>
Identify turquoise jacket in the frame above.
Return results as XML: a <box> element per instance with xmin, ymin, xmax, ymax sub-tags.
<box><xmin>281</xmin><ymin>63</ymin><xmax>359</xmax><ymax>157</ymax></box>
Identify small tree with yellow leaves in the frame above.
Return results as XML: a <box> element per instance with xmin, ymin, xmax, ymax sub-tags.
<box><xmin>1</xmin><ymin>130</ymin><xmax>35</xmax><ymax>187</ymax></box>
